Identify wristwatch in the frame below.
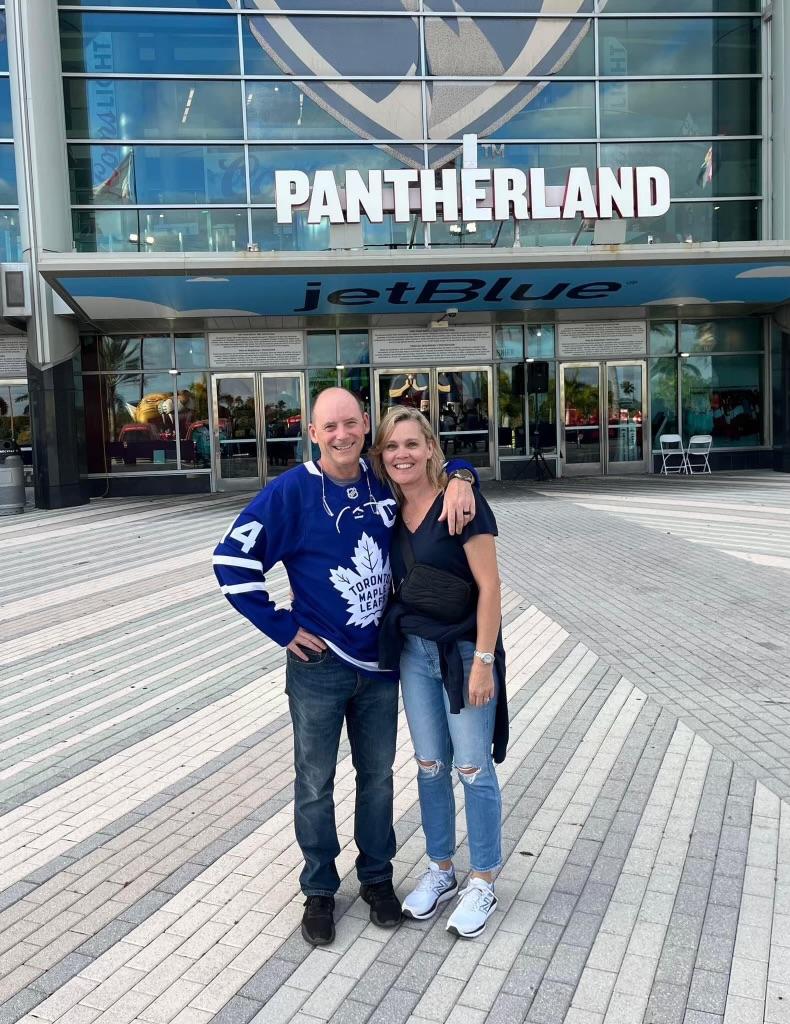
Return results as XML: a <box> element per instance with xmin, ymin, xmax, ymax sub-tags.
<box><xmin>474</xmin><ymin>650</ymin><xmax>495</xmax><ymax>666</ymax></box>
<box><xmin>448</xmin><ymin>468</ymin><xmax>475</xmax><ymax>485</ymax></box>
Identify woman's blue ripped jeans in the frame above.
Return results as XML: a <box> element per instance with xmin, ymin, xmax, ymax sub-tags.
<box><xmin>400</xmin><ymin>635</ymin><xmax>502</xmax><ymax>874</ymax></box>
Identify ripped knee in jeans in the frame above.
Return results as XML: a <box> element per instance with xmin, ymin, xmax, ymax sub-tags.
<box><xmin>416</xmin><ymin>757</ymin><xmax>443</xmax><ymax>778</ymax></box>
<box><xmin>456</xmin><ymin>764</ymin><xmax>482</xmax><ymax>784</ymax></box>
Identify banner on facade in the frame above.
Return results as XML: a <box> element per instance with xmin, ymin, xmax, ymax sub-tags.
<box><xmin>557</xmin><ymin>321</ymin><xmax>648</xmax><ymax>359</ymax></box>
<box><xmin>372</xmin><ymin>325</ymin><xmax>493</xmax><ymax>365</ymax></box>
<box><xmin>0</xmin><ymin>338</ymin><xmax>27</xmax><ymax>376</ymax></box>
<box><xmin>208</xmin><ymin>332</ymin><xmax>304</xmax><ymax>369</ymax></box>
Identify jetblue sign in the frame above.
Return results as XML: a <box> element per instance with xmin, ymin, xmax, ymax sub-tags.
<box><xmin>276</xmin><ymin>134</ymin><xmax>671</xmax><ymax>227</ymax></box>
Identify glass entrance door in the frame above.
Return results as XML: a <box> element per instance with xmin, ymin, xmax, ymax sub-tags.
<box><xmin>561</xmin><ymin>364</ymin><xmax>602</xmax><ymax>475</ymax></box>
<box><xmin>214</xmin><ymin>374</ymin><xmax>261</xmax><ymax>490</ymax></box>
<box><xmin>261</xmin><ymin>373</ymin><xmax>304</xmax><ymax>480</ymax></box>
<box><xmin>560</xmin><ymin>361</ymin><xmax>647</xmax><ymax>476</ymax></box>
<box><xmin>436</xmin><ymin>368</ymin><xmax>492</xmax><ymax>476</ymax></box>
<box><xmin>212</xmin><ymin>372</ymin><xmax>306</xmax><ymax>491</ymax></box>
<box><xmin>374</xmin><ymin>367</ymin><xmax>493</xmax><ymax>479</ymax></box>
<box><xmin>606</xmin><ymin>362</ymin><xmax>646</xmax><ymax>473</ymax></box>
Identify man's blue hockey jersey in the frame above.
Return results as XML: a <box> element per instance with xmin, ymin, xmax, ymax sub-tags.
<box><xmin>213</xmin><ymin>459</ymin><xmax>399</xmax><ymax>672</ymax></box>
<box><xmin>213</xmin><ymin>457</ymin><xmax>475</xmax><ymax>673</ymax></box>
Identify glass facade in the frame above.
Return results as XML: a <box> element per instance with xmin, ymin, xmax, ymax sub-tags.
<box><xmin>0</xmin><ymin>6</ymin><xmax>20</xmax><ymax>262</ymax></box>
<box><xmin>78</xmin><ymin>314</ymin><xmax>768</xmax><ymax>480</ymax></box>
<box><xmin>61</xmin><ymin>2</ymin><xmax>764</xmax><ymax>253</ymax></box>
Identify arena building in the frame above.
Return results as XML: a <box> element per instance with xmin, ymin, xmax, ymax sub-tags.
<box><xmin>1</xmin><ymin>0</ymin><xmax>790</xmax><ymax>506</ymax></box>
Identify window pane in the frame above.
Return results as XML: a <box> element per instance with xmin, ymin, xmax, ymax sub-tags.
<box><xmin>0</xmin><ymin>384</ymin><xmax>30</xmax><ymax>449</ymax></box>
<box><xmin>141</xmin><ymin>336</ymin><xmax>171</xmax><ymax>369</ymax></box>
<box><xmin>0</xmin><ymin>212</ymin><xmax>20</xmax><ymax>262</ymax></box>
<box><xmin>496</xmin><ymin>326</ymin><xmax>523</xmax><ymax>361</ymax></box>
<box><xmin>176</xmin><ymin>335</ymin><xmax>208</xmax><ymax>369</ymax></box>
<box><xmin>243</xmin><ymin>16</ymin><xmax>420</xmax><ymax>76</ymax></box>
<box><xmin>649</xmin><ymin>357</ymin><xmax>678</xmax><ymax>443</ymax></box>
<box><xmin>339</xmin><ymin>331</ymin><xmax>369</xmax><ymax>365</ymax></box>
<box><xmin>177</xmin><ymin>371</ymin><xmax>210</xmax><ymax>469</ymax></box>
<box><xmin>0</xmin><ymin>144</ymin><xmax>17</xmax><ymax>204</ymax></box>
<box><xmin>249</xmin><ymin>145</ymin><xmax>418</xmax><ymax>202</ymax></box>
<box><xmin>246</xmin><ymin>81</ymin><xmax>422</xmax><ymax>141</ymax></box>
<box><xmin>431</xmin><ymin>142</ymin><xmax>596</xmax><ymax>185</ymax></box>
<box><xmin>426</xmin><ymin>81</ymin><xmax>595</xmax><ymax>140</ymax></box>
<box><xmin>59</xmin><ymin>13</ymin><xmax>240</xmax><ymax>74</ymax></box>
<box><xmin>680</xmin><ymin>318</ymin><xmax>763</xmax><ymax>353</ymax></box>
<box><xmin>252</xmin><ymin>209</ymin><xmax>329</xmax><ymax>252</ymax></box>
<box><xmin>73</xmin><ymin>208</ymin><xmax>248</xmax><ymax>252</ymax></box>
<box><xmin>623</xmin><ymin>201</ymin><xmax>760</xmax><ymax>245</ymax></box>
<box><xmin>650</xmin><ymin>322</ymin><xmax>677</xmax><ymax>355</ymax></box>
<box><xmin>604</xmin><ymin>0</ymin><xmax>759</xmax><ymax>11</ymax></box>
<box><xmin>682</xmin><ymin>354</ymin><xmax>763</xmax><ymax>446</ymax></box>
<box><xmin>598</xmin><ymin>18</ymin><xmax>759</xmax><ymax>76</ymax></box>
<box><xmin>421</xmin><ymin>1</ymin><xmax>594</xmax><ymax>11</ymax></box>
<box><xmin>99</xmin><ymin>335</ymin><xmax>143</xmax><ymax>371</ymax></box>
<box><xmin>423</xmin><ymin>18</ymin><xmax>594</xmax><ymax>76</ymax></box>
<box><xmin>84</xmin><ymin>372</ymin><xmax>180</xmax><ymax>472</ymax></box>
<box><xmin>600</xmin><ymin>141</ymin><xmax>760</xmax><ymax>200</ymax></box>
<box><xmin>307</xmin><ymin>332</ymin><xmax>336</xmax><ymax>365</ymax></box>
<box><xmin>528</xmin><ymin>325</ymin><xmax>555</xmax><ymax>359</ymax></box>
<box><xmin>64</xmin><ymin>79</ymin><xmax>243</xmax><ymax>141</ymax></box>
<box><xmin>497</xmin><ymin>365</ymin><xmax>526</xmax><ymax>456</ymax></box>
<box><xmin>0</xmin><ymin>78</ymin><xmax>11</xmax><ymax>138</ymax></box>
<box><xmin>600</xmin><ymin>80</ymin><xmax>760</xmax><ymax>138</ymax></box>
<box><xmin>251</xmin><ymin>208</ymin><xmax>424</xmax><ymax>252</ymax></box>
<box><xmin>0</xmin><ymin>13</ymin><xmax>8</xmax><ymax>73</ymax></box>
<box><xmin>69</xmin><ymin>145</ymin><xmax>247</xmax><ymax>205</ymax></box>
<box><xmin>62</xmin><ymin>0</ymin><xmax>232</xmax><ymax>7</ymax></box>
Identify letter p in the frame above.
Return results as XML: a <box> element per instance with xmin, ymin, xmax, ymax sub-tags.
<box><xmin>275</xmin><ymin>171</ymin><xmax>310</xmax><ymax>224</ymax></box>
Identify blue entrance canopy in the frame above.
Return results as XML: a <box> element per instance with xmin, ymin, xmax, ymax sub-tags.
<box><xmin>41</xmin><ymin>246</ymin><xmax>790</xmax><ymax>322</ymax></box>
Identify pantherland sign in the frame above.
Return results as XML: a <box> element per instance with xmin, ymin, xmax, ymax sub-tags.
<box><xmin>275</xmin><ymin>134</ymin><xmax>671</xmax><ymax>227</ymax></box>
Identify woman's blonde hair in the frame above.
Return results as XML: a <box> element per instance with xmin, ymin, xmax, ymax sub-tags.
<box><xmin>370</xmin><ymin>406</ymin><xmax>447</xmax><ymax>504</ymax></box>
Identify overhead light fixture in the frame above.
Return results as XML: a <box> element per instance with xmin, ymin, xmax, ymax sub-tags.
<box><xmin>465</xmin><ymin>222</ymin><xmax>477</xmax><ymax>233</ymax></box>
<box><xmin>679</xmin><ymin>352</ymin><xmax>691</xmax><ymax>358</ymax></box>
<box><xmin>128</xmin><ymin>233</ymin><xmax>139</xmax><ymax>243</ymax></box>
<box><xmin>145</xmin><ymin>235</ymin><xmax>155</xmax><ymax>245</ymax></box>
<box><xmin>449</xmin><ymin>224</ymin><xmax>462</xmax><ymax>235</ymax></box>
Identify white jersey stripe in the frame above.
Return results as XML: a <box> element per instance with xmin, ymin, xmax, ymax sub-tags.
<box><xmin>321</xmin><ymin>637</ymin><xmax>387</xmax><ymax>673</ymax></box>
<box><xmin>212</xmin><ymin>555</ymin><xmax>264</xmax><ymax>571</ymax></box>
<box><xmin>221</xmin><ymin>582</ymin><xmax>268</xmax><ymax>595</ymax></box>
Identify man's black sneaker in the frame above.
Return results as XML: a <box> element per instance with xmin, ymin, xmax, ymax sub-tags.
<box><xmin>301</xmin><ymin>895</ymin><xmax>335</xmax><ymax>946</ymax></box>
<box><xmin>359</xmin><ymin>881</ymin><xmax>402</xmax><ymax>928</ymax></box>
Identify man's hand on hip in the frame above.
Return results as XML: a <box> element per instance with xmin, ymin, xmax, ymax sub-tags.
<box><xmin>439</xmin><ymin>477</ymin><xmax>476</xmax><ymax>536</ymax></box>
<box><xmin>287</xmin><ymin>628</ymin><xmax>327</xmax><ymax>661</ymax></box>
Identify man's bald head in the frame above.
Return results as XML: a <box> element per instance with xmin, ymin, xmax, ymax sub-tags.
<box><xmin>310</xmin><ymin>387</ymin><xmax>365</xmax><ymax>426</ymax></box>
<box><xmin>308</xmin><ymin>388</ymin><xmax>370</xmax><ymax>481</ymax></box>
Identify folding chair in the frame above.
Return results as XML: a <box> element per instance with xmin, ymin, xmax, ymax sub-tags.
<box><xmin>685</xmin><ymin>434</ymin><xmax>712</xmax><ymax>474</ymax></box>
<box><xmin>658</xmin><ymin>434</ymin><xmax>686</xmax><ymax>475</ymax></box>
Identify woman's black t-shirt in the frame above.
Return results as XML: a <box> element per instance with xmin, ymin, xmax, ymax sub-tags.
<box><xmin>390</xmin><ymin>491</ymin><xmax>498</xmax><ymax>595</ymax></box>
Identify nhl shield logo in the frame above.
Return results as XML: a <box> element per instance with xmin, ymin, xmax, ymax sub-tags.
<box><xmin>241</xmin><ymin>0</ymin><xmax>597</xmax><ymax>168</ymax></box>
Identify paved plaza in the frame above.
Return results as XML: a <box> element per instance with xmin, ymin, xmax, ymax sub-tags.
<box><xmin>2</xmin><ymin>473</ymin><xmax>790</xmax><ymax>1024</ymax></box>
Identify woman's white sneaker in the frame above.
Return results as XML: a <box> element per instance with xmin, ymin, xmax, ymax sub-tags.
<box><xmin>446</xmin><ymin>878</ymin><xmax>497</xmax><ymax>938</ymax></box>
<box><xmin>402</xmin><ymin>862</ymin><xmax>458</xmax><ymax>920</ymax></box>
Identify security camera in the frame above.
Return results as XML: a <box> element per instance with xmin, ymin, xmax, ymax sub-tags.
<box><xmin>446</xmin><ymin>308</ymin><xmax>458</xmax><ymax>317</ymax></box>
<box><xmin>246</xmin><ymin>242</ymin><xmax>260</xmax><ymax>253</ymax></box>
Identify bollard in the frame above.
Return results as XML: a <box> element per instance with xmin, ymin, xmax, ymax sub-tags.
<box><xmin>0</xmin><ymin>449</ymin><xmax>25</xmax><ymax>514</ymax></box>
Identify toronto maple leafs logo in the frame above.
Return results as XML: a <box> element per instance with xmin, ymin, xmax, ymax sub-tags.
<box><xmin>329</xmin><ymin>533</ymin><xmax>391</xmax><ymax>628</ymax></box>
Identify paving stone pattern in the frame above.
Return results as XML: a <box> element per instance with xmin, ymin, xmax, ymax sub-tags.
<box><xmin>2</xmin><ymin>475</ymin><xmax>790</xmax><ymax>1024</ymax></box>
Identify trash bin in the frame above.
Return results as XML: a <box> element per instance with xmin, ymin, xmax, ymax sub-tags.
<box><xmin>0</xmin><ymin>444</ymin><xmax>25</xmax><ymax>515</ymax></box>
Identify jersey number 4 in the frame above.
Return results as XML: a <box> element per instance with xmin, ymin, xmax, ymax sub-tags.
<box><xmin>223</xmin><ymin>520</ymin><xmax>262</xmax><ymax>554</ymax></box>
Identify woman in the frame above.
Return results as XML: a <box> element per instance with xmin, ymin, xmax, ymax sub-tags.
<box><xmin>372</xmin><ymin>407</ymin><xmax>507</xmax><ymax>939</ymax></box>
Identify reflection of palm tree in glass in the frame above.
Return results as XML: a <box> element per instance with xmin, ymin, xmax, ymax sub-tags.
<box><xmin>565</xmin><ymin>376</ymin><xmax>598</xmax><ymax>421</ymax></box>
<box><xmin>98</xmin><ymin>338</ymin><xmax>139</xmax><ymax>441</ymax></box>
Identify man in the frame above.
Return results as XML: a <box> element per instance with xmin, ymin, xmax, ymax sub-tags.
<box><xmin>213</xmin><ymin>388</ymin><xmax>476</xmax><ymax>946</ymax></box>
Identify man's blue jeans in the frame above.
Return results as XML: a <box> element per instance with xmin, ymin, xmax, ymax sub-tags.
<box><xmin>285</xmin><ymin>647</ymin><xmax>398</xmax><ymax>897</ymax></box>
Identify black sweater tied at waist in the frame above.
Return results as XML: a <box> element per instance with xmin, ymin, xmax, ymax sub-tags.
<box><xmin>378</xmin><ymin>600</ymin><xmax>509</xmax><ymax>764</ymax></box>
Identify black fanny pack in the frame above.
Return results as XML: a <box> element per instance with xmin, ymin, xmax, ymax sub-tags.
<box><xmin>396</xmin><ymin>523</ymin><xmax>473</xmax><ymax>624</ymax></box>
